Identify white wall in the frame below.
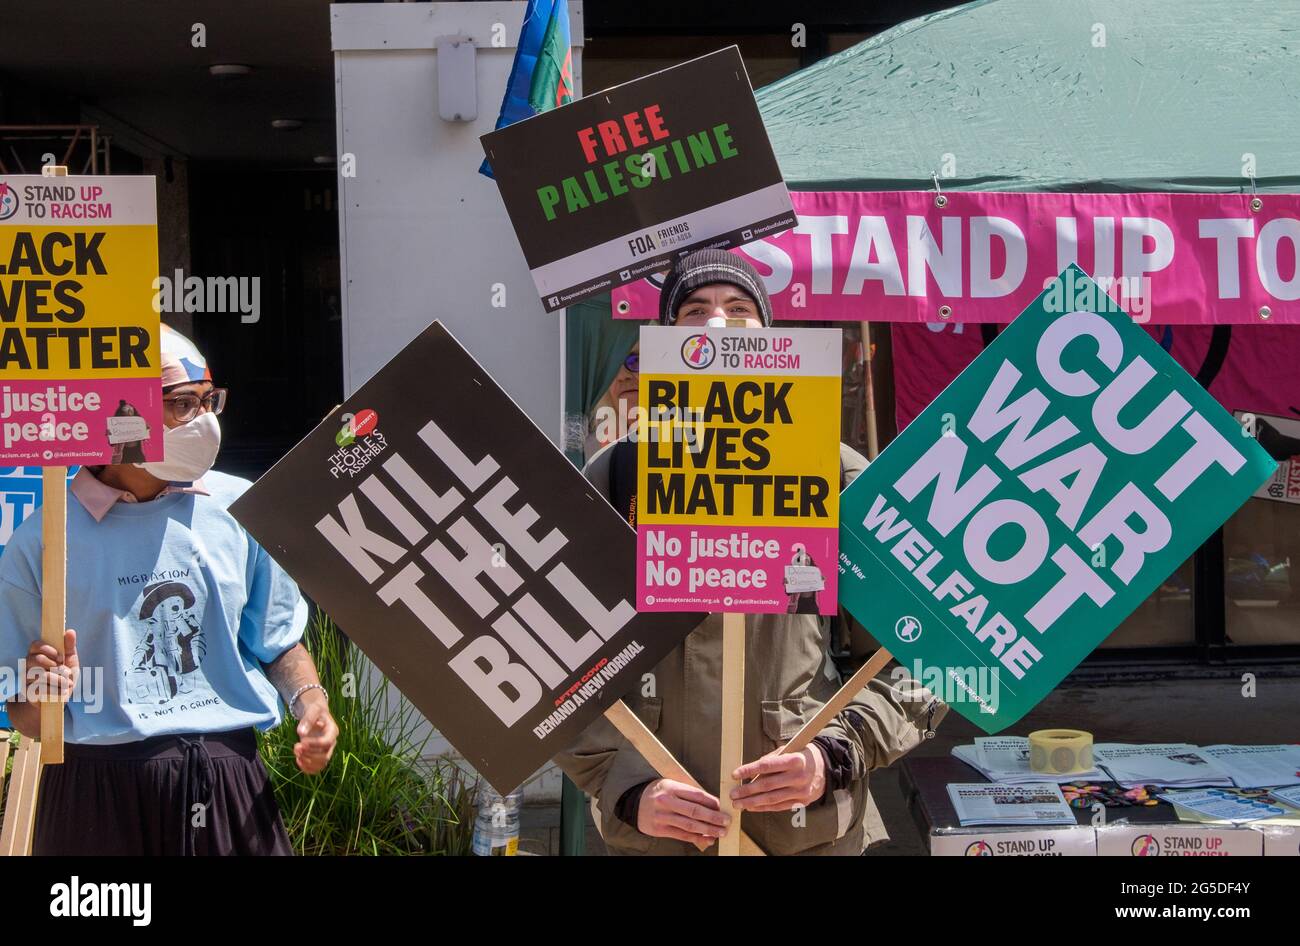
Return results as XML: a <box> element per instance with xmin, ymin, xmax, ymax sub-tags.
<box><xmin>332</xmin><ymin>2</ymin><xmax>584</xmax><ymax>803</ymax></box>
<box><xmin>332</xmin><ymin>1</ymin><xmax>581</xmax><ymax>427</ymax></box>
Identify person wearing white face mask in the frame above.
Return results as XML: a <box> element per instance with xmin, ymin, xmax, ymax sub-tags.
<box><xmin>0</xmin><ymin>324</ymin><xmax>338</xmax><ymax>855</ymax></box>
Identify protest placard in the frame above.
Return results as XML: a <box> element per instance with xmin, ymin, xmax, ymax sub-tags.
<box><xmin>1236</xmin><ymin>410</ymin><xmax>1300</xmax><ymax>504</ymax></box>
<box><xmin>635</xmin><ymin>325</ymin><xmax>841</xmax><ymax>614</ymax></box>
<box><xmin>612</xmin><ymin>191</ymin><xmax>1300</xmax><ymax>325</ymax></box>
<box><xmin>481</xmin><ymin>46</ymin><xmax>796</xmax><ymax>312</ymax></box>
<box><xmin>837</xmin><ymin>265</ymin><xmax>1277</xmax><ymax>731</ymax></box>
<box><xmin>1</xmin><ymin>170</ymin><xmax>160</xmax><ymax>763</ymax></box>
<box><xmin>0</xmin><ymin>466</ymin><xmax>76</xmax><ymax>555</ymax></box>
<box><xmin>229</xmin><ymin>321</ymin><xmax>703</xmax><ymax>793</ymax></box>
<box><xmin>0</xmin><ymin>175</ymin><xmax>161</xmax><ymax>466</ymax></box>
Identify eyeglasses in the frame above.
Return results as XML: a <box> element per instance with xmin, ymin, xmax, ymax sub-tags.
<box><xmin>163</xmin><ymin>388</ymin><xmax>228</xmax><ymax>423</ymax></box>
<box><xmin>623</xmin><ymin>353</ymin><xmax>640</xmax><ymax>374</ymax></box>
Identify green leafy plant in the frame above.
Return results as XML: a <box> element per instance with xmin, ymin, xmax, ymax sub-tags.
<box><xmin>258</xmin><ymin>614</ymin><xmax>477</xmax><ymax>855</ymax></box>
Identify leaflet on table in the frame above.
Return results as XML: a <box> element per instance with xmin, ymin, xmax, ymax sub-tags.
<box><xmin>1092</xmin><ymin>744</ymin><xmax>1233</xmax><ymax>787</ymax></box>
<box><xmin>1269</xmin><ymin>786</ymin><xmax>1300</xmax><ymax>809</ymax></box>
<box><xmin>952</xmin><ymin>744</ymin><xmax>1103</xmax><ymax>784</ymax></box>
<box><xmin>1200</xmin><ymin>745</ymin><xmax>1300</xmax><ymax>789</ymax></box>
<box><xmin>975</xmin><ymin>736</ymin><xmax>1030</xmax><ymax>771</ymax></box>
<box><xmin>1158</xmin><ymin>788</ymin><xmax>1294</xmax><ymax>824</ymax></box>
<box><xmin>1175</xmin><ymin>805</ymin><xmax>1300</xmax><ymax>827</ymax></box>
<box><xmin>947</xmin><ymin>783</ymin><xmax>1077</xmax><ymax>827</ymax></box>
<box><xmin>960</xmin><ymin>738</ymin><xmax>1106</xmax><ymax>783</ymax></box>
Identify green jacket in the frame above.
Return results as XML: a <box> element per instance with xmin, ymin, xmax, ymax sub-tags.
<box><xmin>553</xmin><ymin>442</ymin><xmax>949</xmax><ymax>855</ymax></box>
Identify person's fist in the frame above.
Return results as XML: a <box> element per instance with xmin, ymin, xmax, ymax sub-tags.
<box><xmin>637</xmin><ymin>778</ymin><xmax>730</xmax><ymax>850</ymax></box>
<box><xmin>293</xmin><ymin>696</ymin><xmax>338</xmax><ymax>775</ymax></box>
<box><xmin>730</xmin><ymin>746</ymin><xmax>827</xmax><ymax>812</ymax></box>
<box><xmin>24</xmin><ymin>629</ymin><xmax>79</xmax><ymax>702</ymax></box>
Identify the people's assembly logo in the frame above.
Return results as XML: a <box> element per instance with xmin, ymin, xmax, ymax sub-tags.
<box><xmin>680</xmin><ymin>333</ymin><xmax>716</xmax><ymax>370</ymax></box>
<box><xmin>328</xmin><ymin>408</ymin><xmax>387</xmax><ymax>478</ymax></box>
<box><xmin>335</xmin><ymin>408</ymin><xmax>379</xmax><ymax>447</ymax></box>
<box><xmin>0</xmin><ymin>181</ymin><xmax>19</xmax><ymax>221</ymax></box>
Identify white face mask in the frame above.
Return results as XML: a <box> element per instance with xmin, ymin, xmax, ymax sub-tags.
<box><xmin>134</xmin><ymin>412</ymin><xmax>221</xmax><ymax>483</ymax></box>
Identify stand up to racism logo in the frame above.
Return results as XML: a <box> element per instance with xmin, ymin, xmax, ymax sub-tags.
<box><xmin>680</xmin><ymin>333</ymin><xmax>716</xmax><ymax>369</ymax></box>
<box><xmin>0</xmin><ymin>181</ymin><xmax>19</xmax><ymax>221</ymax></box>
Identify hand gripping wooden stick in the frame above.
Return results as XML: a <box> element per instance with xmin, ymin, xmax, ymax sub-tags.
<box><xmin>604</xmin><ymin>700</ymin><xmax>766</xmax><ymax>856</ymax></box>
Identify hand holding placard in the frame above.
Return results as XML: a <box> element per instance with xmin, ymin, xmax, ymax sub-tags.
<box><xmin>636</xmin><ymin>323</ymin><xmax>843</xmax><ymax>854</ymax></box>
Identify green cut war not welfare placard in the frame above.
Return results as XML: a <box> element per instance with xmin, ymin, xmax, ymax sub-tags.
<box><xmin>838</xmin><ymin>265</ymin><xmax>1277</xmax><ymax>731</ymax></box>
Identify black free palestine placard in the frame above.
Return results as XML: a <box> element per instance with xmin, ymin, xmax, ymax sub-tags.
<box><xmin>482</xmin><ymin>46</ymin><xmax>795</xmax><ymax>311</ymax></box>
<box><xmin>230</xmin><ymin>322</ymin><xmax>702</xmax><ymax>793</ymax></box>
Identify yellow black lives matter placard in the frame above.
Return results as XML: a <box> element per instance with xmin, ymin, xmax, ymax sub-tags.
<box><xmin>0</xmin><ymin>175</ymin><xmax>159</xmax><ymax>465</ymax></box>
<box><xmin>636</xmin><ymin>325</ymin><xmax>841</xmax><ymax>614</ymax></box>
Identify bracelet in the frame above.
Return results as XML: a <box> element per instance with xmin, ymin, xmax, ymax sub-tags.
<box><xmin>288</xmin><ymin>683</ymin><xmax>328</xmax><ymax>720</ymax></box>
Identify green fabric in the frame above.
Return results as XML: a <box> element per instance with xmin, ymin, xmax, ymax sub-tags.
<box><xmin>528</xmin><ymin>7</ymin><xmax>572</xmax><ymax>113</ymax></box>
<box><xmin>756</xmin><ymin>0</ymin><xmax>1300</xmax><ymax>193</ymax></box>
<box><xmin>564</xmin><ymin>0</ymin><xmax>1300</xmax><ymax>449</ymax></box>
<box><xmin>563</xmin><ymin>294</ymin><xmax>642</xmax><ymax>465</ymax></box>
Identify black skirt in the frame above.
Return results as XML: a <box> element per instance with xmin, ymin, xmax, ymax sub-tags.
<box><xmin>33</xmin><ymin>729</ymin><xmax>293</xmax><ymax>856</ymax></box>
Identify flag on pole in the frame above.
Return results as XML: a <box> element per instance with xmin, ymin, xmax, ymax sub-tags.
<box><xmin>479</xmin><ymin>0</ymin><xmax>574</xmax><ymax>179</ymax></box>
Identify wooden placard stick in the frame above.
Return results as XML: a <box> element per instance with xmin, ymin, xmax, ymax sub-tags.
<box><xmin>0</xmin><ymin>737</ymin><xmax>20</xmax><ymax>856</ymax></box>
<box><xmin>0</xmin><ymin>732</ymin><xmax>10</xmax><ymax>807</ymax></box>
<box><xmin>776</xmin><ymin>646</ymin><xmax>895</xmax><ymax>757</ymax></box>
<box><xmin>716</xmin><ymin>611</ymin><xmax>745</xmax><ymax>856</ymax></box>
<box><xmin>16</xmin><ymin>737</ymin><xmax>43</xmax><ymax>855</ymax></box>
<box><xmin>604</xmin><ymin>700</ymin><xmax>765</xmax><ymax>856</ymax></box>
<box><xmin>38</xmin><ymin>164</ymin><xmax>70</xmax><ymax>767</ymax></box>
<box><xmin>40</xmin><ymin>466</ymin><xmax>67</xmax><ymax>765</ymax></box>
<box><xmin>711</xmin><ymin>315</ymin><xmax>755</xmax><ymax>857</ymax></box>
<box><xmin>0</xmin><ymin>736</ymin><xmax>43</xmax><ymax>856</ymax></box>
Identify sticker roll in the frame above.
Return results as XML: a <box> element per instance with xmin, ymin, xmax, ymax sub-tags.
<box><xmin>1028</xmin><ymin>729</ymin><xmax>1093</xmax><ymax>775</ymax></box>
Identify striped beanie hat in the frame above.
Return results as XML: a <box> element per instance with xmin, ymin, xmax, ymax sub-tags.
<box><xmin>657</xmin><ymin>248</ymin><xmax>773</xmax><ymax>327</ymax></box>
<box><xmin>160</xmin><ymin>323</ymin><xmax>212</xmax><ymax>388</ymax></box>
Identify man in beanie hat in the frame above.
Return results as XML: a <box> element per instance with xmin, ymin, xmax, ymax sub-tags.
<box><xmin>0</xmin><ymin>325</ymin><xmax>336</xmax><ymax>855</ymax></box>
<box><xmin>555</xmin><ymin>250</ymin><xmax>947</xmax><ymax>855</ymax></box>
<box><xmin>656</xmin><ymin>247</ymin><xmax>774</xmax><ymax>328</ymax></box>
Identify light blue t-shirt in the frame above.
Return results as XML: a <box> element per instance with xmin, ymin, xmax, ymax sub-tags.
<box><xmin>0</xmin><ymin>471</ymin><xmax>308</xmax><ymax>744</ymax></box>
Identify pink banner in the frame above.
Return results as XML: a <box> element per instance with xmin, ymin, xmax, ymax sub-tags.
<box><xmin>637</xmin><ymin>523</ymin><xmax>837</xmax><ymax>614</ymax></box>
<box><xmin>0</xmin><ymin>378</ymin><xmax>162</xmax><ymax>465</ymax></box>
<box><xmin>892</xmin><ymin>321</ymin><xmax>1300</xmax><ymax>435</ymax></box>
<box><xmin>613</xmin><ymin>191</ymin><xmax>1300</xmax><ymax>324</ymax></box>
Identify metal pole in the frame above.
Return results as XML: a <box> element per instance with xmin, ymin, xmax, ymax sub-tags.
<box><xmin>860</xmin><ymin>321</ymin><xmax>880</xmax><ymax>460</ymax></box>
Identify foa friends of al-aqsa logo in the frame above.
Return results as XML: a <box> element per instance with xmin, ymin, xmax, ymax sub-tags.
<box><xmin>327</xmin><ymin>408</ymin><xmax>387</xmax><ymax>478</ymax></box>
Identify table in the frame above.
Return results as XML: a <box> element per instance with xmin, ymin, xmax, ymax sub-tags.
<box><xmin>899</xmin><ymin>756</ymin><xmax>1297</xmax><ymax>856</ymax></box>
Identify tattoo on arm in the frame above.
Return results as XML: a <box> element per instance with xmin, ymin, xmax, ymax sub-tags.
<box><xmin>264</xmin><ymin>643</ymin><xmax>321</xmax><ymax>707</ymax></box>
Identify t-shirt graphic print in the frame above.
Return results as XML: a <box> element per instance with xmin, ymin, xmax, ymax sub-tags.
<box><xmin>125</xmin><ymin>578</ymin><xmax>210</xmax><ymax>706</ymax></box>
